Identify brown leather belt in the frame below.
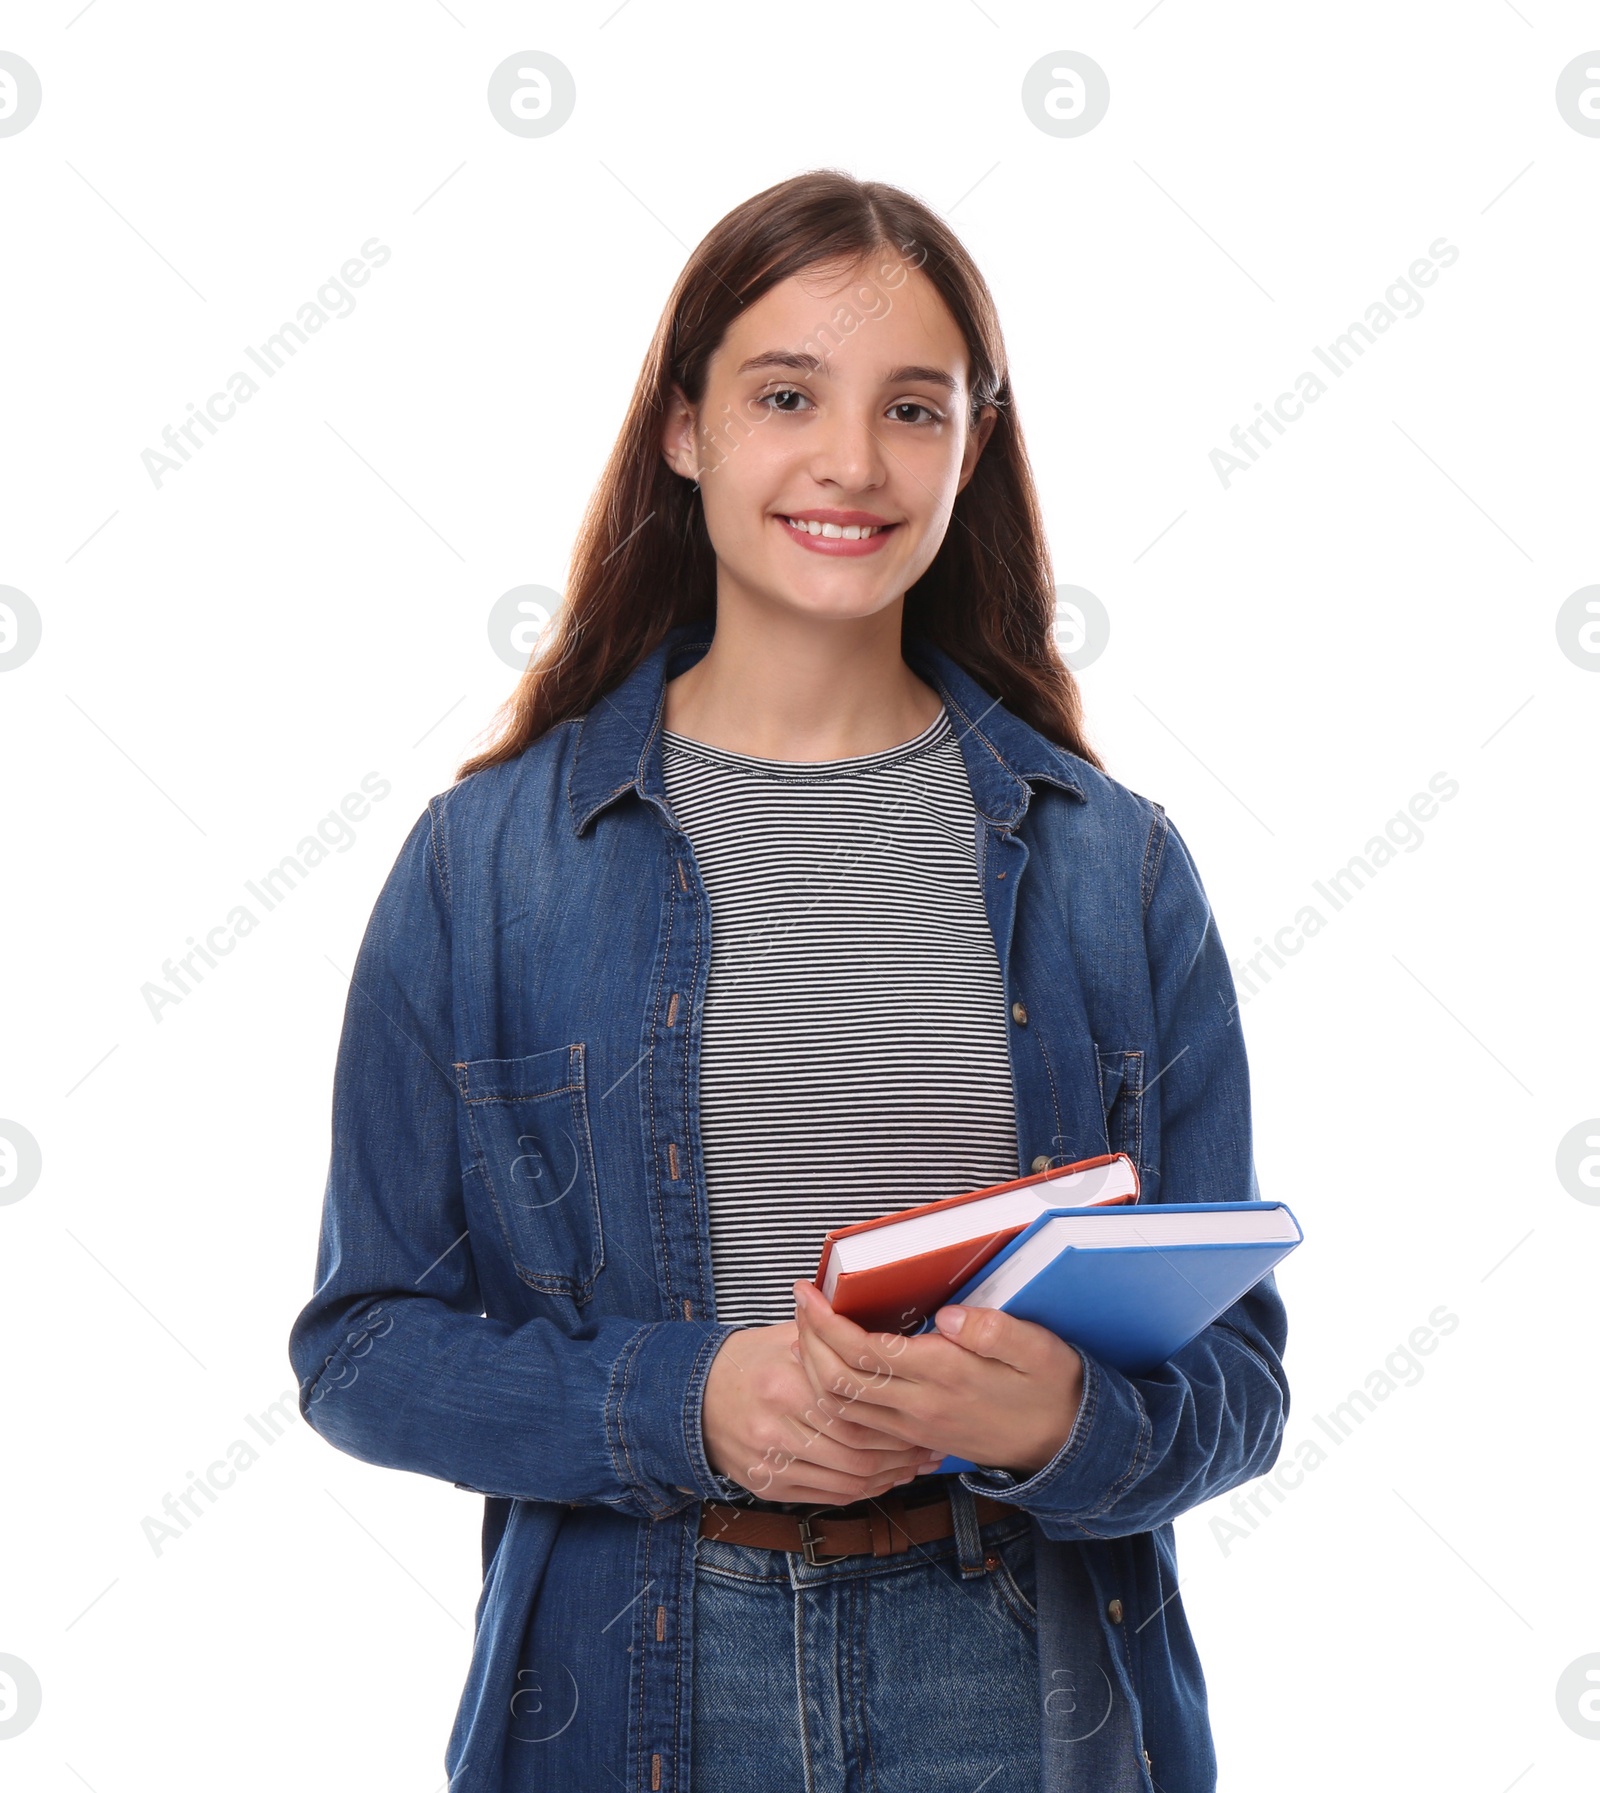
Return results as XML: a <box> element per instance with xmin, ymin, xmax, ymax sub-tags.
<box><xmin>698</xmin><ymin>1486</ymin><xmax>1019</xmax><ymax>1566</ymax></box>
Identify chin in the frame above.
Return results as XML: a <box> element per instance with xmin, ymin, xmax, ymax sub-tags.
<box><xmin>713</xmin><ymin>537</ymin><xmax>919</xmax><ymax>627</ymax></box>
<box><xmin>769</xmin><ymin>587</ymin><xmax>902</xmax><ymax>626</ymax></box>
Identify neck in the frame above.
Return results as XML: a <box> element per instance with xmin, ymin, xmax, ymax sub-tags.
<box><xmin>663</xmin><ymin>596</ymin><xmax>942</xmax><ymax>761</ymax></box>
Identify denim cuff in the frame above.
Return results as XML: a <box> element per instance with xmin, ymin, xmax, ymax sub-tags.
<box><xmin>611</xmin><ymin>1318</ymin><xmax>746</xmax><ymax>1516</ymax></box>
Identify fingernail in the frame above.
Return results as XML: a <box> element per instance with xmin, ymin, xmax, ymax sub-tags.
<box><xmin>936</xmin><ymin>1305</ymin><xmax>965</xmax><ymax>1334</ymax></box>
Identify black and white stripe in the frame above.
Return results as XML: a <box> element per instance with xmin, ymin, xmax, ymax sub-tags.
<box><xmin>660</xmin><ymin>708</ymin><xmax>1021</xmax><ymax>1328</ymax></box>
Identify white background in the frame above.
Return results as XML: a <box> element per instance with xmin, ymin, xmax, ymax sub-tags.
<box><xmin>2</xmin><ymin>2</ymin><xmax>1596</xmax><ymax>1789</ymax></box>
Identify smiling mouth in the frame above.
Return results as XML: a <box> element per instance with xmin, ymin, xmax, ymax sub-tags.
<box><xmin>778</xmin><ymin>515</ymin><xmax>896</xmax><ymax>541</ymax></box>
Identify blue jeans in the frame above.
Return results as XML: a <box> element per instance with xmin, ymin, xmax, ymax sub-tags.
<box><xmin>690</xmin><ymin>1479</ymin><xmax>1042</xmax><ymax>1793</ymax></box>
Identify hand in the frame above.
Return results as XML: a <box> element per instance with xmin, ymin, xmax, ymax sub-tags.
<box><xmin>702</xmin><ymin>1317</ymin><xmax>940</xmax><ymax>1504</ymax></box>
<box><xmin>789</xmin><ymin>1281</ymin><xmax>1084</xmax><ymax>1479</ymax></box>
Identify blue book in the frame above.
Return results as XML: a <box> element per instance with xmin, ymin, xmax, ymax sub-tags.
<box><xmin>914</xmin><ymin>1201</ymin><xmax>1302</xmax><ymax>1474</ymax></box>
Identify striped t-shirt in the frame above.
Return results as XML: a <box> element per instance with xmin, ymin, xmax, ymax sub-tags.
<box><xmin>659</xmin><ymin>706</ymin><xmax>1021</xmax><ymax>1327</ymax></box>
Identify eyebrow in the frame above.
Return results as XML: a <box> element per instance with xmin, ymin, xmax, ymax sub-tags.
<box><xmin>732</xmin><ymin>350</ymin><xmax>959</xmax><ymax>395</ymax></box>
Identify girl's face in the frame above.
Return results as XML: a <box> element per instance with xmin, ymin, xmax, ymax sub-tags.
<box><xmin>661</xmin><ymin>255</ymin><xmax>996</xmax><ymax>628</ymax></box>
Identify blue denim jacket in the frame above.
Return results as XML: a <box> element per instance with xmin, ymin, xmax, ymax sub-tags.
<box><xmin>287</xmin><ymin>620</ymin><xmax>1289</xmax><ymax>1793</ymax></box>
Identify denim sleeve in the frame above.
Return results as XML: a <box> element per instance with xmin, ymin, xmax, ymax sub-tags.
<box><xmin>286</xmin><ymin>804</ymin><xmax>743</xmax><ymax>1521</ymax></box>
<box><xmin>957</xmin><ymin>809</ymin><xmax>1290</xmax><ymax>1541</ymax></box>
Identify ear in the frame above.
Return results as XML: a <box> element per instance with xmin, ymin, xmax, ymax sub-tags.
<box><xmin>955</xmin><ymin>403</ymin><xmax>999</xmax><ymax>496</ymax></box>
<box><xmin>659</xmin><ymin>382</ymin><xmax>701</xmax><ymax>483</ymax></box>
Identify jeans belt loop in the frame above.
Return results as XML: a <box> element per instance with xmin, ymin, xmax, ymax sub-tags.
<box><xmin>947</xmin><ymin>1477</ymin><xmax>989</xmax><ymax>1580</ymax></box>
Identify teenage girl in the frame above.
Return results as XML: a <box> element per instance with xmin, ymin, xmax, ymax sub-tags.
<box><xmin>290</xmin><ymin>169</ymin><xmax>1286</xmax><ymax>1793</ymax></box>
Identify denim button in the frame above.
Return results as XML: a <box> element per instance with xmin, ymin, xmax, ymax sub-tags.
<box><xmin>1011</xmin><ymin>1001</ymin><xmax>1028</xmax><ymax>1025</ymax></box>
<box><xmin>1030</xmin><ymin>1154</ymin><xmax>1051</xmax><ymax>1172</ymax></box>
<box><xmin>1107</xmin><ymin>1597</ymin><xmax>1124</xmax><ymax>1623</ymax></box>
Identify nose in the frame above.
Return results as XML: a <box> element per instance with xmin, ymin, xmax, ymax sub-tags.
<box><xmin>807</xmin><ymin>398</ymin><xmax>888</xmax><ymax>495</ymax></box>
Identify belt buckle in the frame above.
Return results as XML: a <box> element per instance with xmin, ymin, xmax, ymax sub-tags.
<box><xmin>797</xmin><ymin>1512</ymin><xmax>849</xmax><ymax>1567</ymax></box>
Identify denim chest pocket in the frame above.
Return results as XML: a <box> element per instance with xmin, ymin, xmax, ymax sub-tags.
<box><xmin>455</xmin><ymin>1046</ymin><xmax>605</xmax><ymax>1302</ymax></box>
<box><xmin>1096</xmin><ymin>1047</ymin><xmax>1144</xmax><ymax>1169</ymax></box>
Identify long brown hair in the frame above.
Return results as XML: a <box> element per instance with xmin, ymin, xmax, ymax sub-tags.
<box><xmin>457</xmin><ymin>168</ymin><xmax>1103</xmax><ymax>781</ymax></box>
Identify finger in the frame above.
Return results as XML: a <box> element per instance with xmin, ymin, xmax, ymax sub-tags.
<box><xmin>728</xmin><ymin>1466</ymin><xmax>910</xmax><ymax>1505</ymax></box>
<box><xmin>793</xmin><ymin>1282</ymin><xmax>922</xmax><ymax>1385</ymax></box>
<box><xmin>794</xmin><ymin>1303</ymin><xmax>964</xmax><ymax>1417</ymax></box>
<box><xmin>791</xmin><ymin>1292</ymin><xmax>921</xmax><ymax>1402</ymax></box>
<box><xmin>929</xmin><ymin>1302</ymin><xmax>1059</xmax><ymax>1373</ymax></box>
<box><xmin>791</xmin><ymin>1307</ymin><xmax>888</xmax><ymax>1405</ymax></box>
<box><xmin>731</xmin><ymin>1435</ymin><xmax>929</xmax><ymax>1502</ymax></box>
<box><xmin>793</xmin><ymin>1285</ymin><xmax>968</xmax><ymax>1403</ymax></box>
<box><xmin>793</xmin><ymin>1314</ymin><xmax>930</xmax><ymax>1440</ymax></box>
<box><xmin>758</xmin><ymin>1469</ymin><xmax>919</xmax><ymax>1506</ymax></box>
<box><xmin>785</xmin><ymin>1338</ymin><xmax>897</xmax><ymax>1421</ymax></box>
<box><xmin>791</xmin><ymin>1333</ymin><xmax>927</xmax><ymax>1376</ymax></box>
<box><xmin>783</xmin><ymin>1339</ymin><xmax>934</xmax><ymax>1454</ymax></box>
<box><xmin>793</xmin><ymin>1404</ymin><xmax>925</xmax><ymax>1455</ymax></box>
<box><xmin>778</xmin><ymin>1389</ymin><xmax>929</xmax><ymax>1466</ymax></box>
<box><xmin>789</xmin><ymin>1326</ymin><xmax>831</xmax><ymax>1405</ymax></box>
<box><xmin>784</xmin><ymin>1438</ymin><xmax>929</xmax><ymax>1483</ymax></box>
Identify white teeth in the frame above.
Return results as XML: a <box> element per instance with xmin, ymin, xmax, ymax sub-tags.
<box><xmin>783</xmin><ymin>516</ymin><xmax>883</xmax><ymax>539</ymax></box>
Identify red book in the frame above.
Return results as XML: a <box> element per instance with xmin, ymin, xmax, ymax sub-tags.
<box><xmin>812</xmin><ymin>1153</ymin><xmax>1140</xmax><ymax>1334</ymax></box>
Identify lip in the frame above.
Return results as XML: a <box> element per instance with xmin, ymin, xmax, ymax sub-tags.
<box><xmin>773</xmin><ymin>510</ymin><xmax>900</xmax><ymax>558</ymax></box>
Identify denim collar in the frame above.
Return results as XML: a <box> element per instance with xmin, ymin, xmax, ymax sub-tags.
<box><xmin>567</xmin><ymin>619</ymin><xmax>1087</xmax><ymax>836</ymax></box>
